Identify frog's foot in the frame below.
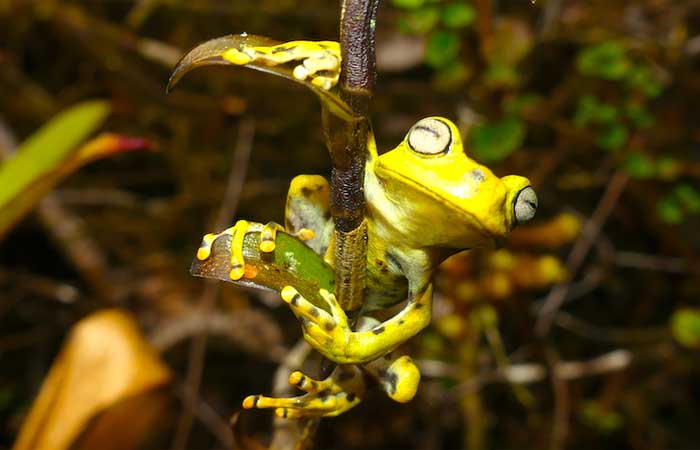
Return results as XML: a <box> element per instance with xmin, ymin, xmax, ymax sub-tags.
<box><xmin>221</xmin><ymin>41</ymin><xmax>341</xmax><ymax>90</ymax></box>
<box><xmin>197</xmin><ymin>220</ymin><xmax>284</xmax><ymax>281</ymax></box>
<box><xmin>280</xmin><ymin>285</ymin><xmax>432</xmax><ymax>364</ymax></box>
<box><xmin>242</xmin><ymin>366</ymin><xmax>364</xmax><ymax>418</ymax></box>
<box><xmin>366</xmin><ymin>352</ymin><xmax>421</xmax><ymax>403</ymax></box>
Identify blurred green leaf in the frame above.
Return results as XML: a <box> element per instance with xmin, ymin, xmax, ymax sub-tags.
<box><xmin>625</xmin><ymin>65</ymin><xmax>664</xmax><ymax>99</ymax></box>
<box><xmin>469</xmin><ymin>116</ymin><xmax>525</xmax><ymax>163</ymax></box>
<box><xmin>442</xmin><ymin>2</ymin><xmax>476</xmax><ymax>29</ymax></box>
<box><xmin>670</xmin><ymin>308</ymin><xmax>700</xmax><ymax>349</ymax></box>
<box><xmin>433</xmin><ymin>61</ymin><xmax>471</xmax><ymax>89</ymax></box>
<box><xmin>504</xmin><ymin>94</ymin><xmax>542</xmax><ymax>116</ymax></box>
<box><xmin>597</xmin><ymin>124</ymin><xmax>628</xmax><ymax>151</ymax></box>
<box><xmin>574</xmin><ymin>95</ymin><xmax>619</xmax><ymax>128</ymax></box>
<box><xmin>674</xmin><ymin>184</ymin><xmax>700</xmax><ymax>214</ymax></box>
<box><xmin>656</xmin><ymin>157</ymin><xmax>682</xmax><ymax>181</ymax></box>
<box><xmin>577</xmin><ymin>41</ymin><xmax>630</xmax><ymax>80</ymax></box>
<box><xmin>391</xmin><ymin>0</ymin><xmax>425</xmax><ymax>9</ymax></box>
<box><xmin>425</xmin><ymin>30</ymin><xmax>461</xmax><ymax>68</ymax></box>
<box><xmin>623</xmin><ymin>153</ymin><xmax>656</xmax><ymax>179</ymax></box>
<box><xmin>397</xmin><ymin>7</ymin><xmax>441</xmax><ymax>34</ymax></box>
<box><xmin>657</xmin><ymin>195</ymin><xmax>684</xmax><ymax>224</ymax></box>
<box><xmin>581</xmin><ymin>401</ymin><xmax>623</xmax><ymax>434</ymax></box>
<box><xmin>0</xmin><ymin>101</ymin><xmax>149</xmax><ymax>239</ymax></box>
<box><xmin>624</xmin><ymin>102</ymin><xmax>655</xmax><ymax>128</ymax></box>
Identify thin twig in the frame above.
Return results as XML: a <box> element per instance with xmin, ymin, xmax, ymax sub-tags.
<box><xmin>536</xmin><ymin>171</ymin><xmax>629</xmax><ymax>335</ymax></box>
<box><xmin>171</xmin><ymin>118</ymin><xmax>255</xmax><ymax>450</ymax></box>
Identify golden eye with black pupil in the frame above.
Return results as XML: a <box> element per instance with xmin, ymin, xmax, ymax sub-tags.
<box><xmin>407</xmin><ymin>118</ymin><xmax>452</xmax><ymax>155</ymax></box>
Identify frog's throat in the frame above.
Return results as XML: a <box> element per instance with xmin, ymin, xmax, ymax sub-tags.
<box><xmin>374</xmin><ymin>167</ymin><xmax>500</xmax><ymax>243</ymax></box>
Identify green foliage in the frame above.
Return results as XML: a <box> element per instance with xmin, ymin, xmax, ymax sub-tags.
<box><xmin>656</xmin><ymin>184</ymin><xmax>700</xmax><ymax>224</ymax></box>
<box><xmin>0</xmin><ymin>101</ymin><xmax>110</xmax><ymax>238</ymax></box>
<box><xmin>397</xmin><ymin>6</ymin><xmax>440</xmax><ymax>34</ymax></box>
<box><xmin>390</xmin><ymin>0</ymin><xmax>425</xmax><ymax>9</ymax></box>
<box><xmin>441</xmin><ymin>2</ymin><xmax>475</xmax><ymax>29</ymax></box>
<box><xmin>425</xmin><ymin>30</ymin><xmax>461</xmax><ymax>68</ymax></box>
<box><xmin>623</xmin><ymin>153</ymin><xmax>656</xmax><ymax>179</ymax></box>
<box><xmin>581</xmin><ymin>401</ymin><xmax>623</xmax><ymax>434</ymax></box>
<box><xmin>670</xmin><ymin>308</ymin><xmax>700</xmax><ymax>349</ymax></box>
<box><xmin>577</xmin><ymin>41</ymin><xmax>630</xmax><ymax>81</ymax></box>
<box><xmin>469</xmin><ymin>116</ymin><xmax>526</xmax><ymax>163</ymax></box>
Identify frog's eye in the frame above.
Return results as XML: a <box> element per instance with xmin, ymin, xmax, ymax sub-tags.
<box><xmin>407</xmin><ymin>118</ymin><xmax>452</xmax><ymax>155</ymax></box>
<box><xmin>513</xmin><ymin>186</ymin><xmax>538</xmax><ymax>225</ymax></box>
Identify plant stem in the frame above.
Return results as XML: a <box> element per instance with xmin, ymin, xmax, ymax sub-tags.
<box><xmin>325</xmin><ymin>0</ymin><xmax>379</xmax><ymax>314</ymax></box>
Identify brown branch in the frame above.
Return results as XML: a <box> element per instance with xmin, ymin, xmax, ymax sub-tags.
<box><xmin>324</xmin><ymin>0</ymin><xmax>379</xmax><ymax>314</ymax></box>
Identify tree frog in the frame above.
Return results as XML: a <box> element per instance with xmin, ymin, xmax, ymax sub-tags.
<box><xmin>193</xmin><ymin>41</ymin><xmax>538</xmax><ymax>418</ymax></box>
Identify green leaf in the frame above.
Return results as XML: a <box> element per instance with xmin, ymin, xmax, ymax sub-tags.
<box><xmin>597</xmin><ymin>124</ymin><xmax>628</xmax><ymax>151</ymax></box>
<box><xmin>670</xmin><ymin>308</ymin><xmax>700</xmax><ymax>349</ymax></box>
<box><xmin>625</xmin><ymin>65</ymin><xmax>664</xmax><ymax>99</ymax></box>
<box><xmin>574</xmin><ymin>95</ymin><xmax>619</xmax><ymax>128</ymax></box>
<box><xmin>190</xmin><ymin>231</ymin><xmax>335</xmax><ymax>311</ymax></box>
<box><xmin>504</xmin><ymin>94</ymin><xmax>542</xmax><ymax>116</ymax></box>
<box><xmin>0</xmin><ymin>101</ymin><xmax>117</xmax><ymax>238</ymax></box>
<box><xmin>674</xmin><ymin>184</ymin><xmax>700</xmax><ymax>214</ymax></box>
<box><xmin>581</xmin><ymin>401</ymin><xmax>623</xmax><ymax>434</ymax></box>
<box><xmin>397</xmin><ymin>7</ymin><xmax>441</xmax><ymax>34</ymax></box>
<box><xmin>656</xmin><ymin>195</ymin><xmax>684</xmax><ymax>224</ymax></box>
<box><xmin>425</xmin><ymin>30</ymin><xmax>461</xmax><ymax>68</ymax></box>
<box><xmin>577</xmin><ymin>41</ymin><xmax>630</xmax><ymax>80</ymax></box>
<box><xmin>656</xmin><ymin>157</ymin><xmax>681</xmax><ymax>181</ymax></box>
<box><xmin>623</xmin><ymin>153</ymin><xmax>656</xmax><ymax>179</ymax></box>
<box><xmin>391</xmin><ymin>0</ymin><xmax>425</xmax><ymax>9</ymax></box>
<box><xmin>469</xmin><ymin>116</ymin><xmax>526</xmax><ymax>163</ymax></box>
<box><xmin>624</xmin><ymin>102</ymin><xmax>655</xmax><ymax>129</ymax></box>
<box><xmin>442</xmin><ymin>2</ymin><xmax>476</xmax><ymax>29</ymax></box>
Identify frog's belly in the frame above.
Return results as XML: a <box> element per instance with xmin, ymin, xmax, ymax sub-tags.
<box><xmin>364</xmin><ymin>264</ymin><xmax>408</xmax><ymax>312</ymax></box>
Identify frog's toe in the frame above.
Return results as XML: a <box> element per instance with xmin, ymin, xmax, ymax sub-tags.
<box><xmin>281</xmin><ymin>286</ymin><xmax>337</xmax><ymax>331</ymax></box>
<box><xmin>244</xmin><ymin>366</ymin><xmax>364</xmax><ymax>418</ymax></box>
<box><xmin>381</xmin><ymin>355</ymin><xmax>420</xmax><ymax>403</ymax></box>
<box><xmin>260</xmin><ymin>222</ymin><xmax>284</xmax><ymax>253</ymax></box>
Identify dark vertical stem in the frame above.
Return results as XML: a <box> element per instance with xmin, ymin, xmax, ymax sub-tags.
<box><xmin>325</xmin><ymin>0</ymin><xmax>379</xmax><ymax>314</ymax></box>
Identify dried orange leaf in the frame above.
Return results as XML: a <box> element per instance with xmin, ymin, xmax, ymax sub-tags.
<box><xmin>12</xmin><ymin>309</ymin><xmax>172</xmax><ymax>450</ymax></box>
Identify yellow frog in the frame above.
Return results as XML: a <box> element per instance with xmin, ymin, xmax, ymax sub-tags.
<box><xmin>192</xmin><ymin>41</ymin><xmax>538</xmax><ymax>418</ymax></box>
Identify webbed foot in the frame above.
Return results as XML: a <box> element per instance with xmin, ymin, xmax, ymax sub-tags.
<box><xmin>221</xmin><ymin>40</ymin><xmax>341</xmax><ymax>90</ymax></box>
<box><xmin>196</xmin><ymin>220</ymin><xmax>284</xmax><ymax>280</ymax></box>
<box><xmin>243</xmin><ymin>366</ymin><xmax>364</xmax><ymax>418</ymax></box>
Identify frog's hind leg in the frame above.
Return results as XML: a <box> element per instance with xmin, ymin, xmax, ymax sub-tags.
<box><xmin>243</xmin><ymin>365</ymin><xmax>365</xmax><ymax>418</ymax></box>
<box><xmin>358</xmin><ymin>317</ymin><xmax>421</xmax><ymax>403</ymax></box>
<box><xmin>285</xmin><ymin>175</ymin><xmax>333</xmax><ymax>256</ymax></box>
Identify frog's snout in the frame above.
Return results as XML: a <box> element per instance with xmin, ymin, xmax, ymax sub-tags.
<box><xmin>513</xmin><ymin>186</ymin><xmax>538</xmax><ymax>225</ymax></box>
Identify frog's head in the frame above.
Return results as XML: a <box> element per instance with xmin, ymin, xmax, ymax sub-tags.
<box><xmin>372</xmin><ymin>117</ymin><xmax>537</xmax><ymax>250</ymax></box>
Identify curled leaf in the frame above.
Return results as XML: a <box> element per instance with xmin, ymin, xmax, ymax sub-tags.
<box><xmin>167</xmin><ymin>34</ymin><xmax>353</xmax><ymax>120</ymax></box>
<box><xmin>190</xmin><ymin>230</ymin><xmax>335</xmax><ymax>311</ymax></box>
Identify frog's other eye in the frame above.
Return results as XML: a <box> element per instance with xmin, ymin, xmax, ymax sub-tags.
<box><xmin>513</xmin><ymin>186</ymin><xmax>537</xmax><ymax>225</ymax></box>
<box><xmin>407</xmin><ymin>118</ymin><xmax>452</xmax><ymax>155</ymax></box>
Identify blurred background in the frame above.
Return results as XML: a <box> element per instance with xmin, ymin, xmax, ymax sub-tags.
<box><xmin>1</xmin><ymin>0</ymin><xmax>700</xmax><ymax>449</ymax></box>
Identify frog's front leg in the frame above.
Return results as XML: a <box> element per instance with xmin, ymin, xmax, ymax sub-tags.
<box><xmin>243</xmin><ymin>365</ymin><xmax>364</xmax><ymax>418</ymax></box>
<box><xmin>222</xmin><ymin>40</ymin><xmax>341</xmax><ymax>90</ymax></box>
<box><xmin>280</xmin><ymin>284</ymin><xmax>434</xmax><ymax>364</ymax></box>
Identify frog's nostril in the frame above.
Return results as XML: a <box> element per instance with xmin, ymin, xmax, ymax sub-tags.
<box><xmin>514</xmin><ymin>186</ymin><xmax>537</xmax><ymax>225</ymax></box>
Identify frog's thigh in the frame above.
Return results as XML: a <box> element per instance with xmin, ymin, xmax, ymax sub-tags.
<box><xmin>285</xmin><ymin>175</ymin><xmax>332</xmax><ymax>254</ymax></box>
